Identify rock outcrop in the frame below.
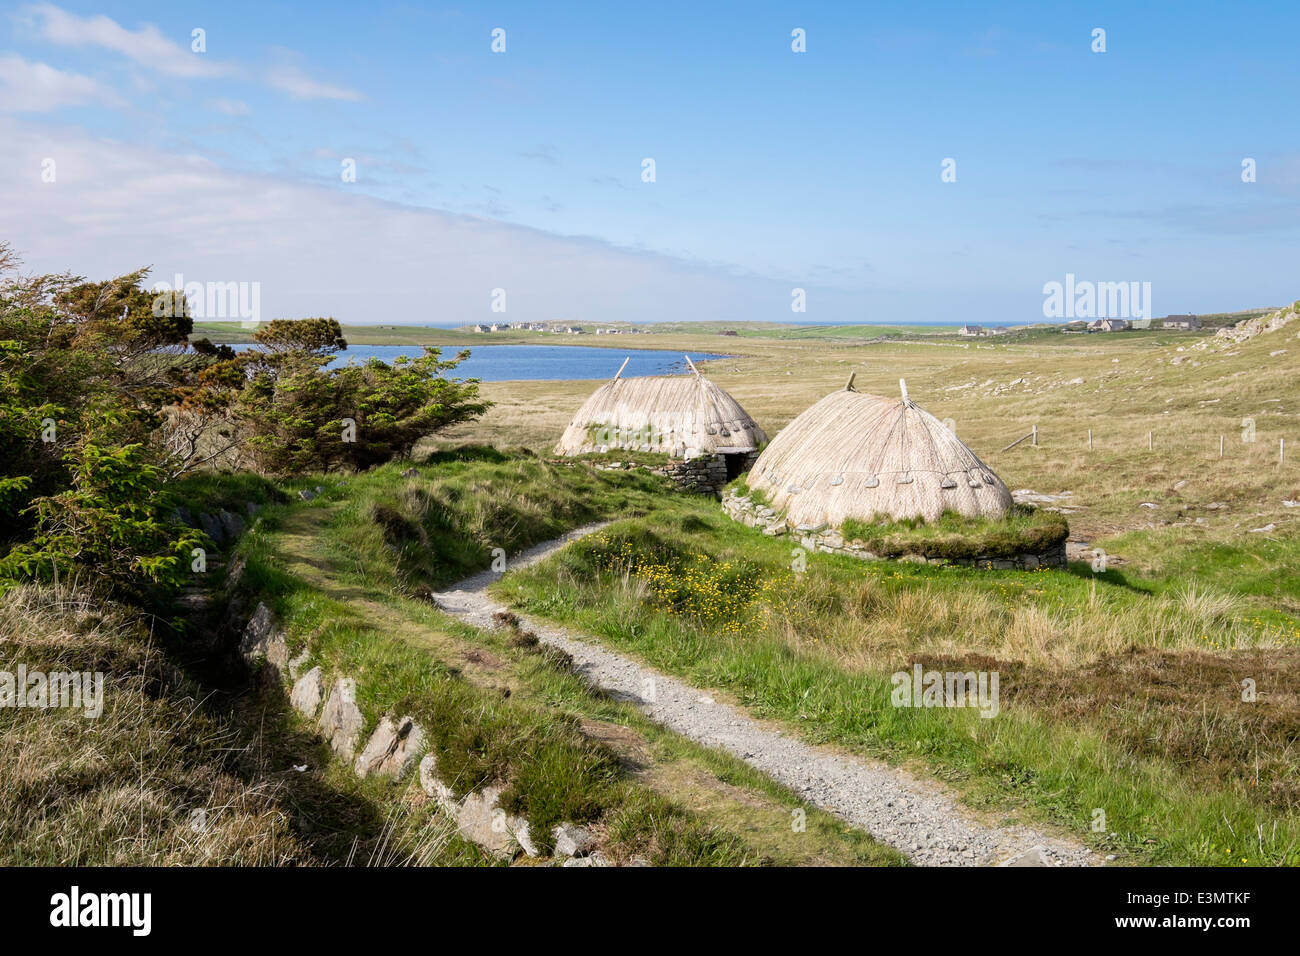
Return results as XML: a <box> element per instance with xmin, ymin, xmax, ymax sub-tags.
<box><xmin>290</xmin><ymin>666</ymin><xmax>324</xmax><ymax>718</ymax></box>
<box><xmin>318</xmin><ymin>677</ymin><xmax>364</xmax><ymax>758</ymax></box>
<box><xmin>240</xmin><ymin>602</ymin><xmax>288</xmax><ymax>672</ymax></box>
<box><xmin>353</xmin><ymin>715</ymin><xmax>425</xmax><ymax>780</ymax></box>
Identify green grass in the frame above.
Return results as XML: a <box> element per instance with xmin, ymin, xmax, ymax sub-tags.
<box><xmin>493</xmin><ymin>495</ymin><xmax>1300</xmax><ymax>866</ymax></box>
<box><xmin>173</xmin><ymin>470</ymin><xmax>287</xmax><ymax>513</ymax></box>
<box><xmin>225</xmin><ymin>457</ymin><xmax>904</xmax><ymax>865</ymax></box>
<box><xmin>233</xmin><ymin>510</ymin><xmax>755</xmax><ymax>862</ymax></box>
<box><xmin>837</xmin><ymin>506</ymin><xmax>1070</xmax><ymax>560</ymax></box>
<box><xmin>330</xmin><ymin>444</ymin><xmax>670</xmax><ymax>589</ymax></box>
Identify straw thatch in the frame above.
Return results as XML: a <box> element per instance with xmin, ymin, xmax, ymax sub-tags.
<box><xmin>744</xmin><ymin>381</ymin><xmax>1012</xmax><ymax>525</ymax></box>
<box><xmin>555</xmin><ymin>359</ymin><xmax>766</xmax><ymax>459</ymax></box>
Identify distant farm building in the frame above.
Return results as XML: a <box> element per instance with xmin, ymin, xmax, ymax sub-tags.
<box><xmin>1088</xmin><ymin>318</ymin><xmax>1130</xmax><ymax>332</ymax></box>
<box><xmin>1162</xmin><ymin>314</ymin><xmax>1200</xmax><ymax>329</ymax></box>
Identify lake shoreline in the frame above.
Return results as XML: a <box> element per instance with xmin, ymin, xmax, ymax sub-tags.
<box><xmin>218</xmin><ymin>342</ymin><xmax>733</xmax><ymax>382</ymax></box>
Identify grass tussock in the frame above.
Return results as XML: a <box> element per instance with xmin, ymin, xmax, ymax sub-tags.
<box><xmin>333</xmin><ymin>446</ymin><xmax>670</xmax><ymax>590</ymax></box>
<box><xmin>0</xmin><ymin>584</ymin><xmax>308</xmax><ymax>865</ymax></box>
<box><xmin>0</xmin><ymin>583</ymin><xmax>485</xmax><ymax>867</ymax></box>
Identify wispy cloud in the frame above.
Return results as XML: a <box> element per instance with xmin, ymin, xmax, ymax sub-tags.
<box><xmin>0</xmin><ymin>117</ymin><xmax>800</xmax><ymax>325</ymax></box>
<box><xmin>265</xmin><ymin>63</ymin><xmax>363</xmax><ymax>102</ymax></box>
<box><xmin>21</xmin><ymin>4</ymin><xmax>362</xmax><ymax>102</ymax></box>
<box><xmin>0</xmin><ymin>53</ymin><xmax>122</xmax><ymax>111</ymax></box>
<box><xmin>22</xmin><ymin>2</ymin><xmax>232</xmax><ymax>79</ymax></box>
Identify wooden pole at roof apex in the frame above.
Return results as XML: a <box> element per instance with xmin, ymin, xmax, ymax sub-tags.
<box><xmin>614</xmin><ymin>356</ymin><xmax>630</xmax><ymax>379</ymax></box>
<box><xmin>899</xmin><ymin>378</ymin><xmax>910</xmax><ymax>402</ymax></box>
<box><xmin>684</xmin><ymin>355</ymin><xmax>699</xmax><ymax>375</ymax></box>
<box><xmin>845</xmin><ymin>371</ymin><xmax>856</xmax><ymax>391</ymax></box>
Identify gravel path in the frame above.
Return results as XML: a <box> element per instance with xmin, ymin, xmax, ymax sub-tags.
<box><xmin>433</xmin><ymin>524</ymin><xmax>1097</xmax><ymax>867</ymax></box>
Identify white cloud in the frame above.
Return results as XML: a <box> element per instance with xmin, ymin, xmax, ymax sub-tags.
<box><xmin>0</xmin><ymin>116</ymin><xmax>805</xmax><ymax>325</ymax></box>
<box><xmin>265</xmin><ymin>64</ymin><xmax>363</xmax><ymax>102</ymax></box>
<box><xmin>23</xmin><ymin>2</ymin><xmax>233</xmax><ymax>79</ymax></box>
<box><xmin>22</xmin><ymin>4</ymin><xmax>361</xmax><ymax>102</ymax></box>
<box><xmin>0</xmin><ymin>54</ymin><xmax>121</xmax><ymax>111</ymax></box>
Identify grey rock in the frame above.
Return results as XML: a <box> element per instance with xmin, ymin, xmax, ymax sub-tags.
<box><xmin>297</xmin><ymin>489</ymin><xmax>316</xmax><ymax>501</ymax></box>
<box><xmin>354</xmin><ymin>715</ymin><xmax>425</xmax><ymax>780</ymax></box>
<box><xmin>240</xmin><ymin>602</ymin><xmax>288</xmax><ymax>672</ymax></box>
<box><xmin>999</xmin><ymin>845</ymin><xmax>1051</xmax><ymax>867</ymax></box>
<box><xmin>290</xmin><ymin>666</ymin><xmax>323</xmax><ymax>718</ymax></box>
<box><xmin>510</xmin><ymin>818</ymin><xmax>540</xmax><ymax>857</ymax></box>
<box><xmin>418</xmin><ymin>753</ymin><xmax>457</xmax><ymax>809</ymax></box>
<box><xmin>198</xmin><ymin>511</ymin><xmax>225</xmax><ymax>545</ymax></box>
<box><xmin>455</xmin><ymin>786</ymin><xmax>516</xmax><ymax>859</ymax></box>
<box><xmin>318</xmin><ymin>677</ymin><xmax>364</xmax><ymax>758</ymax></box>
<box><xmin>224</xmin><ymin>554</ymin><xmax>246</xmax><ymax>589</ymax></box>
<box><xmin>287</xmin><ymin>647</ymin><xmax>310</xmax><ymax>680</ymax></box>
<box><xmin>552</xmin><ymin>823</ymin><xmax>594</xmax><ymax>858</ymax></box>
<box><xmin>561</xmin><ymin>851</ymin><xmax>612</xmax><ymax>867</ymax></box>
<box><xmin>218</xmin><ymin>509</ymin><xmax>244</xmax><ymax>541</ymax></box>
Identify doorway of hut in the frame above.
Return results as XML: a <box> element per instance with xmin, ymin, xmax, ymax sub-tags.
<box><xmin>724</xmin><ymin>453</ymin><xmax>748</xmax><ymax>481</ymax></box>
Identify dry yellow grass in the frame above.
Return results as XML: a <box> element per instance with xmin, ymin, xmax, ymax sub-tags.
<box><xmin>439</xmin><ymin>322</ymin><xmax>1300</xmax><ymax>555</ymax></box>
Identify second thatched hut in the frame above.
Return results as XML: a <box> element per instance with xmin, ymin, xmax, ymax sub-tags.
<box><xmin>738</xmin><ymin>378</ymin><xmax>1013</xmax><ymax>528</ymax></box>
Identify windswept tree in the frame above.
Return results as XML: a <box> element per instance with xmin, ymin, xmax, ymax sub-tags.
<box><xmin>1</xmin><ymin>244</ymin><xmax>490</xmax><ymax>596</ymax></box>
<box><xmin>219</xmin><ymin>318</ymin><xmax>488</xmax><ymax>475</ymax></box>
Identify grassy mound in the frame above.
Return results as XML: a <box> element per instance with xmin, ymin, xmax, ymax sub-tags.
<box><xmin>840</xmin><ymin>506</ymin><xmax>1069</xmax><ymax>559</ymax></box>
<box><xmin>337</xmin><ymin>445</ymin><xmax>671</xmax><ymax>590</ymax></box>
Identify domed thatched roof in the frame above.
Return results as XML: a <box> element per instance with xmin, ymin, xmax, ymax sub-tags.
<box><xmin>555</xmin><ymin>357</ymin><xmax>766</xmax><ymax>459</ymax></box>
<box><xmin>744</xmin><ymin>380</ymin><xmax>1012</xmax><ymax>525</ymax></box>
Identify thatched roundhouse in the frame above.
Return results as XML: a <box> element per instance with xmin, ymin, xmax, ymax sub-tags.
<box><xmin>743</xmin><ymin>379</ymin><xmax>1012</xmax><ymax>527</ymax></box>
<box><xmin>554</xmin><ymin>357</ymin><xmax>766</xmax><ymax>469</ymax></box>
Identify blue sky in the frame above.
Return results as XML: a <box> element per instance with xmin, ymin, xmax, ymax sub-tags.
<box><xmin>1</xmin><ymin>1</ymin><xmax>1297</xmax><ymax>325</ymax></box>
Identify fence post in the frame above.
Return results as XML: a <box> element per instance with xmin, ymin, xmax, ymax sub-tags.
<box><xmin>1088</xmin><ymin>429</ymin><xmax>1093</xmax><ymax>450</ymax></box>
<box><xmin>1148</xmin><ymin>431</ymin><xmax>1153</xmax><ymax>451</ymax></box>
<box><xmin>1032</xmin><ymin>424</ymin><xmax>1038</xmax><ymax>447</ymax></box>
<box><xmin>1219</xmin><ymin>435</ymin><xmax>1224</xmax><ymax>458</ymax></box>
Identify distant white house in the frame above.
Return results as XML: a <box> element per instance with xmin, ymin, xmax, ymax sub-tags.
<box><xmin>957</xmin><ymin>323</ymin><xmax>984</xmax><ymax>337</ymax></box>
<box><xmin>1088</xmin><ymin>318</ymin><xmax>1130</xmax><ymax>332</ymax></box>
<box><xmin>472</xmin><ymin>324</ymin><xmax>489</xmax><ymax>333</ymax></box>
<box><xmin>1162</xmin><ymin>314</ymin><xmax>1200</xmax><ymax>330</ymax></box>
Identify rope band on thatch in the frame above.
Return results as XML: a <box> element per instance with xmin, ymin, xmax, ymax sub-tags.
<box><xmin>555</xmin><ymin>370</ymin><xmax>767</xmax><ymax>459</ymax></box>
<box><xmin>745</xmin><ymin>388</ymin><xmax>1012</xmax><ymax>524</ymax></box>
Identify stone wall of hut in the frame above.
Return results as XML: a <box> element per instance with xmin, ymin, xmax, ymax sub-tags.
<box><xmin>721</xmin><ymin>492</ymin><xmax>1067</xmax><ymax>570</ymax></box>
<box><xmin>592</xmin><ymin>452</ymin><xmax>759</xmax><ymax>497</ymax></box>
